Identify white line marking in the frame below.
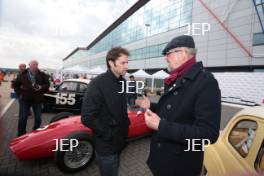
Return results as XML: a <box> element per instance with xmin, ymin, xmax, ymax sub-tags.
<box><xmin>0</xmin><ymin>99</ymin><xmax>15</xmax><ymax>118</ymax></box>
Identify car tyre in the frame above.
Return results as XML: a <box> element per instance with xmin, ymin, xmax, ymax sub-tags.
<box><xmin>54</xmin><ymin>132</ymin><xmax>94</xmax><ymax>173</ymax></box>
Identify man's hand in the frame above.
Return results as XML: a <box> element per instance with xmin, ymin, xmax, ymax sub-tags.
<box><xmin>135</xmin><ymin>95</ymin><xmax>150</xmax><ymax>109</ymax></box>
<box><xmin>145</xmin><ymin>109</ymin><xmax>160</xmax><ymax>130</ymax></box>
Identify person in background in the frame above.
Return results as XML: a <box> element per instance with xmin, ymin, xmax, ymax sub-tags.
<box><xmin>13</xmin><ymin>60</ymin><xmax>50</xmax><ymax>136</ymax></box>
<box><xmin>19</xmin><ymin>64</ymin><xmax>26</xmax><ymax>73</ymax></box>
<box><xmin>0</xmin><ymin>70</ymin><xmax>4</xmax><ymax>82</ymax></box>
<box><xmin>12</xmin><ymin>64</ymin><xmax>27</xmax><ymax>120</ymax></box>
<box><xmin>0</xmin><ymin>70</ymin><xmax>4</xmax><ymax>97</ymax></box>
<box><xmin>127</xmin><ymin>75</ymin><xmax>137</xmax><ymax>107</ymax></box>
<box><xmin>0</xmin><ymin>98</ymin><xmax>3</xmax><ymax>143</ymax></box>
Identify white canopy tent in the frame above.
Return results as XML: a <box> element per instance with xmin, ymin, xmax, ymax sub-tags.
<box><xmin>151</xmin><ymin>70</ymin><xmax>169</xmax><ymax>92</ymax></box>
<box><xmin>131</xmin><ymin>69</ymin><xmax>152</xmax><ymax>78</ymax></box>
<box><xmin>152</xmin><ymin>70</ymin><xmax>169</xmax><ymax>79</ymax></box>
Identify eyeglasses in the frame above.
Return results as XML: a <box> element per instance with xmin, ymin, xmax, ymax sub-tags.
<box><xmin>165</xmin><ymin>50</ymin><xmax>183</xmax><ymax>56</ymax></box>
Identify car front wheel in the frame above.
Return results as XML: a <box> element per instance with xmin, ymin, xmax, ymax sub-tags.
<box><xmin>54</xmin><ymin>133</ymin><xmax>94</xmax><ymax>173</ymax></box>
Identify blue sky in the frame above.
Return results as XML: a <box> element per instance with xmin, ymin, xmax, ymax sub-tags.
<box><xmin>0</xmin><ymin>0</ymin><xmax>137</xmax><ymax>69</ymax></box>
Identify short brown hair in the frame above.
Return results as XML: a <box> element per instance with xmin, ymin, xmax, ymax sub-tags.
<box><xmin>106</xmin><ymin>47</ymin><xmax>130</xmax><ymax>69</ymax></box>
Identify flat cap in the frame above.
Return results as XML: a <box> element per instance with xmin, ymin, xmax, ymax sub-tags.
<box><xmin>162</xmin><ymin>35</ymin><xmax>195</xmax><ymax>55</ymax></box>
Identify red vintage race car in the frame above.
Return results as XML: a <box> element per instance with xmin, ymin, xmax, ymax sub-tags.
<box><xmin>9</xmin><ymin>107</ymin><xmax>152</xmax><ymax>173</ymax></box>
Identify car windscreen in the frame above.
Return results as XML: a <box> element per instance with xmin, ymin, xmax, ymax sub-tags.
<box><xmin>59</xmin><ymin>82</ymin><xmax>78</xmax><ymax>92</ymax></box>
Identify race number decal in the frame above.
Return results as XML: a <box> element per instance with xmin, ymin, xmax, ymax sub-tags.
<box><xmin>56</xmin><ymin>93</ymin><xmax>76</xmax><ymax>105</ymax></box>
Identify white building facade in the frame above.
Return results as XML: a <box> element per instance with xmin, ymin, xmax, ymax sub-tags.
<box><xmin>63</xmin><ymin>0</ymin><xmax>264</xmax><ymax>73</ymax></box>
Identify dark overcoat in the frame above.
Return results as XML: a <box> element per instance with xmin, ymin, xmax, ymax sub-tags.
<box><xmin>147</xmin><ymin>62</ymin><xmax>221</xmax><ymax>176</ymax></box>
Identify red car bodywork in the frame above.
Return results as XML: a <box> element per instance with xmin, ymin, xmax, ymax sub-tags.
<box><xmin>9</xmin><ymin>110</ymin><xmax>152</xmax><ymax>160</ymax></box>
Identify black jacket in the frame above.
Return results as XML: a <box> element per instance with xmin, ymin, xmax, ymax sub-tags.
<box><xmin>81</xmin><ymin>70</ymin><xmax>130</xmax><ymax>155</ymax></box>
<box><xmin>13</xmin><ymin>69</ymin><xmax>50</xmax><ymax>103</ymax></box>
<box><xmin>147</xmin><ymin>62</ymin><xmax>221</xmax><ymax>176</ymax></box>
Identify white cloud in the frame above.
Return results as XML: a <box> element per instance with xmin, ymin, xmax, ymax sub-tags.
<box><xmin>0</xmin><ymin>0</ymin><xmax>137</xmax><ymax>69</ymax></box>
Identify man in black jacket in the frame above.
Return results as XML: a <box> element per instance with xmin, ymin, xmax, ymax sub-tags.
<box><xmin>136</xmin><ymin>35</ymin><xmax>221</xmax><ymax>176</ymax></box>
<box><xmin>81</xmin><ymin>47</ymin><xmax>130</xmax><ymax>176</ymax></box>
<box><xmin>13</xmin><ymin>60</ymin><xmax>50</xmax><ymax>136</ymax></box>
<box><xmin>12</xmin><ymin>63</ymin><xmax>27</xmax><ymax>124</ymax></box>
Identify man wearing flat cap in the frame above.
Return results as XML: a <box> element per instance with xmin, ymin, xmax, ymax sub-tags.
<box><xmin>136</xmin><ymin>35</ymin><xmax>221</xmax><ymax>176</ymax></box>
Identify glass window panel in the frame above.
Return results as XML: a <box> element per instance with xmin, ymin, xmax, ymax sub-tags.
<box><xmin>228</xmin><ymin>120</ymin><xmax>257</xmax><ymax>158</ymax></box>
<box><xmin>66</xmin><ymin>0</ymin><xmax>193</xmax><ymax>68</ymax></box>
<box><xmin>253</xmin><ymin>33</ymin><xmax>264</xmax><ymax>46</ymax></box>
<box><xmin>59</xmin><ymin>82</ymin><xmax>78</xmax><ymax>92</ymax></box>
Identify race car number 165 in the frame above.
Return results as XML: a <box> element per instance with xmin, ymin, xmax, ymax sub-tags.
<box><xmin>56</xmin><ymin>93</ymin><xmax>76</xmax><ymax>105</ymax></box>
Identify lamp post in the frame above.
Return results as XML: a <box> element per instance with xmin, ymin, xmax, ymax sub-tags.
<box><xmin>144</xmin><ymin>23</ymin><xmax>150</xmax><ymax>71</ymax></box>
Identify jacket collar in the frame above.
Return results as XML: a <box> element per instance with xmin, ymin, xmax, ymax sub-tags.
<box><xmin>23</xmin><ymin>69</ymin><xmax>40</xmax><ymax>76</ymax></box>
<box><xmin>165</xmin><ymin>57</ymin><xmax>196</xmax><ymax>85</ymax></box>
<box><xmin>106</xmin><ymin>69</ymin><xmax>124</xmax><ymax>83</ymax></box>
<box><xmin>162</xmin><ymin>62</ymin><xmax>204</xmax><ymax>95</ymax></box>
<box><xmin>182</xmin><ymin>61</ymin><xmax>203</xmax><ymax>81</ymax></box>
<box><xmin>25</xmin><ymin>68</ymin><xmax>40</xmax><ymax>75</ymax></box>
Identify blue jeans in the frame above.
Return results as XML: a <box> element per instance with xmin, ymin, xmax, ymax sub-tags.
<box><xmin>96</xmin><ymin>152</ymin><xmax>120</xmax><ymax>176</ymax></box>
<box><xmin>127</xmin><ymin>96</ymin><xmax>136</xmax><ymax>107</ymax></box>
<box><xmin>17</xmin><ymin>101</ymin><xmax>42</xmax><ymax>136</ymax></box>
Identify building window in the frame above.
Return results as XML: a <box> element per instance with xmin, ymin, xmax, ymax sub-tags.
<box><xmin>255</xmin><ymin>0</ymin><xmax>264</xmax><ymax>5</ymax></box>
<box><xmin>253</xmin><ymin>0</ymin><xmax>264</xmax><ymax>46</ymax></box>
<box><xmin>64</xmin><ymin>0</ymin><xmax>193</xmax><ymax>68</ymax></box>
<box><xmin>89</xmin><ymin>0</ymin><xmax>193</xmax><ymax>55</ymax></box>
<box><xmin>253</xmin><ymin>33</ymin><xmax>264</xmax><ymax>46</ymax></box>
<box><xmin>128</xmin><ymin>42</ymin><xmax>167</xmax><ymax>61</ymax></box>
